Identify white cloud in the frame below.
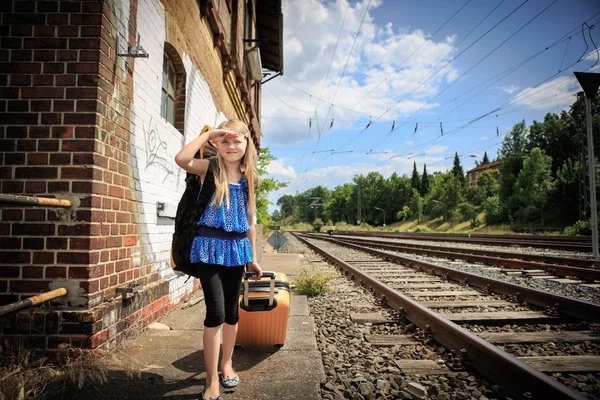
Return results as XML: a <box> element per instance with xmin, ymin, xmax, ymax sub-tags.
<box><xmin>261</xmin><ymin>0</ymin><xmax>459</xmax><ymax>146</ymax></box>
<box><xmin>266</xmin><ymin>159</ymin><xmax>297</xmax><ymax>181</ymax></box>
<box><xmin>509</xmin><ymin>76</ymin><xmax>579</xmax><ymax>111</ymax></box>
<box><xmin>426</xmin><ymin>144</ymin><xmax>448</xmax><ymax>154</ymax></box>
<box><xmin>497</xmin><ymin>84</ymin><xmax>520</xmax><ymax>94</ymax></box>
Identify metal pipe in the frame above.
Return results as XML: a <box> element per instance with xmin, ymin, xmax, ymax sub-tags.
<box><xmin>0</xmin><ymin>288</ymin><xmax>67</xmax><ymax>317</ymax></box>
<box><xmin>584</xmin><ymin>96</ymin><xmax>599</xmax><ymax>259</ymax></box>
<box><xmin>0</xmin><ymin>194</ymin><xmax>72</xmax><ymax>208</ymax></box>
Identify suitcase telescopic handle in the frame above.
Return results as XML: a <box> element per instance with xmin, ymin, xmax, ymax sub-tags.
<box><xmin>243</xmin><ymin>271</ymin><xmax>276</xmax><ymax>307</ymax></box>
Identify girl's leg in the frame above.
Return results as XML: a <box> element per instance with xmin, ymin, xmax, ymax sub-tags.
<box><xmin>220</xmin><ymin>265</ymin><xmax>245</xmax><ymax>378</ymax></box>
<box><xmin>196</xmin><ymin>263</ymin><xmax>226</xmax><ymax>398</ymax></box>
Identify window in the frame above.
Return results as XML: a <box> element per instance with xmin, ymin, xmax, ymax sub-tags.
<box><xmin>160</xmin><ymin>43</ymin><xmax>186</xmax><ymax>133</ymax></box>
<box><xmin>161</xmin><ymin>54</ymin><xmax>177</xmax><ymax>125</ymax></box>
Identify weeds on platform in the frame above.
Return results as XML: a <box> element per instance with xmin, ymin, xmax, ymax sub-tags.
<box><xmin>294</xmin><ymin>267</ymin><xmax>337</xmax><ymax>296</ymax></box>
<box><xmin>0</xmin><ymin>338</ymin><xmax>142</xmax><ymax>400</ymax></box>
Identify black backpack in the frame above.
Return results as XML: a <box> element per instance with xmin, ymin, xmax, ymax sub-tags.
<box><xmin>171</xmin><ymin>157</ymin><xmax>217</xmax><ymax>278</ymax></box>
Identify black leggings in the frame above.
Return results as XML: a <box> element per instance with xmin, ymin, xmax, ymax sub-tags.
<box><xmin>195</xmin><ymin>262</ymin><xmax>245</xmax><ymax>328</ymax></box>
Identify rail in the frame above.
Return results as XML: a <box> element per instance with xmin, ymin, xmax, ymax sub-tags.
<box><xmin>292</xmin><ymin>232</ymin><xmax>586</xmax><ymax>400</ymax></box>
<box><xmin>0</xmin><ymin>288</ymin><xmax>68</xmax><ymax>317</ymax></box>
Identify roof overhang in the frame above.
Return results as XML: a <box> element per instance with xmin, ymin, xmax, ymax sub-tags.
<box><xmin>256</xmin><ymin>0</ymin><xmax>283</xmax><ymax>76</ymax></box>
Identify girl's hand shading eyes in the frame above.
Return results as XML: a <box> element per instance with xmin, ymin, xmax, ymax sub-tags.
<box><xmin>207</xmin><ymin>129</ymin><xmax>240</xmax><ymax>141</ymax></box>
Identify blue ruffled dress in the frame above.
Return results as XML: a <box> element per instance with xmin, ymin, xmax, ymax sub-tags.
<box><xmin>190</xmin><ymin>178</ymin><xmax>253</xmax><ymax>266</ymax></box>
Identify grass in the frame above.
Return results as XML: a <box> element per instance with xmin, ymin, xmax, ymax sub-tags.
<box><xmin>293</xmin><ymin>267</ymin><xmax>338</xmax><ymax>296</ymax></box>
<box><xmin>0</xmin><ymin>339</ymin><xmax>143</xmax><ymax>400</ymax></box>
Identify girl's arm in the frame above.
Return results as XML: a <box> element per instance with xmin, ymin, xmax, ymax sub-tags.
<box><xmin>246</xmin><ymin>210</ymin><xmax>263</xmax><ymax>279</ymax></box>
<box><xmin>174</xmin><ymin>129</ymin><xmax>238</xmax><ymax>177</ymax></box>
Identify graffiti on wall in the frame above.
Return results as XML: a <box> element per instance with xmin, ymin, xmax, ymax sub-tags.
<box><xmin>144</xmin><ymin>117</ymin><xmax>174</xmax><ymax>183</ymax></box>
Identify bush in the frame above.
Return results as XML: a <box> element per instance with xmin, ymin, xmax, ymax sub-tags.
<box><xmin>312</xmin><ymin>218</ymin><xmax>324</xmax><ymax>232</ymax></box>
<box><xmin>483</xmin><ymin>195</ymin><xmax>503</xmax><ymax>225</ymax></box>
<box><xmin>294</xmin><ymin>268</ymin><xmax>335</xmax><ymax>296</ymax></box>
<box><xmin>564</xmin><ymin>220</ymin><xmax>592</xmax><ymax>236</ymax></box>
<box><xmin>413</xmin><ymin>226</ymin><xmax>432</xmax><ymax>233</ymax></box>
<box><xmin>457</xmin><ymin>202</ymin><xmax>477</xmax><ymax>224</ymax></box>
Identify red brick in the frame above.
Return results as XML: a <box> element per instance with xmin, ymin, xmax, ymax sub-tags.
<box><xmin>57</xmin><ymin>252</ymin><xmax>91</xmax><ymax>265</ymax></box>
<box><xmin>33</xmin><ymin>252</ymin><xmax>55</xmax><ymax>265</ymax></box>
<box><xmin>0</xmin><ymin>252</ymin><xmax>31</xmax><ymax>264</ymax></box>
<box><xmin>60</xmin><ymin>2</ymin><xmax>82</xmax><ymax>12</ymax></box>
<box><xmin>37</xmin><ymin>2</ymin><xmax>59</xmax><ymax>12</ymax></box>
<box><xmin>48</xmin><ymin>182</ymin><xmax>69</xmax><ymax>192</ymax></box>
<box><xmin>13</xmin><ymin>2</ymin><xmax>36</xmax><ymax>12</ymax></box>
<box><xmin>57</xmin><ymin>224</ymin><xmax>91</xmax><ymax>236</ymax></box>
<box><xmin>0</xmin><ymin>113</ymin><xmax>38</xmax><ymax>124</ymax></box>
<box><xmin>11</xmin><ymin>25</ymin><xmax>33</xmax><ymax>36</ymax></box>
<box><xmin>13</xmin><ymin>223</ymin><xmax>55</xmax><ymax>236</ymax></box>
<box><xmin>2</xmin><ymin>209</ymin><xmax>23</xmax><ymax>221</ymax></box>
<box><xmin>1</xmin><ymin>37</ymin><xmax>22</xmax><ymax>49</ymax></box>
<box><xmin>0</xmin><ymin>266</ymin><xmax>20</xmax><ymax>278</ymax></box>
<box><xmin>74</xmin><ymin>126</ymin><xmax>96</xmax><ymax>138</ymax></box>
<box><xmin>33</xmin><ymin>75</ymin><xmax>54</xmax><ymax>85</ymax></box>
<box><xmin>7</xmin><ymin>100</ymin><xmax>29</xmax><ymax>111</ymax></box>
<box><xmin>77</xmin><ymin>75</ymin><xmax>99</xmax><ymax>86</ymax></box>
<box><xmin>61</xmin><ymin>166</ymin><xmax>101</xmax><ymax>180</ymax></box>
<box><xmin>57</xmin><ymin>26</ymin><xmax>79</xmax><ymax>38</ymax></box>
<box><xmin>43</xmin><ymin>63</ymin><xmax>64</xmax><ymax>74</ymax></box>
<box><xmin>66</xmin><ymin>87</ymin><xmax>98</xmax><ymax>99</ymax></box>
<box><xmin>15</xmin><ymin>167</ymin><xmax>57</xmax><ymax>179</ymax></box>
<box><xmin>53</xmin><ymin>100</ymin><xmax>74</xmax><ymax>112</ymax></box>
<box><xmin>46</xmin><ymin>267</ymin><xmax>67</xmax><ymax>279</ymax></box>
<box><xmin>23</xmin><ymin>238</ymin><xmax>44</xmax><ymax>250</ymax></box>
<box><xmin>10</xmin><ymin>75</ymin><xmax>31</xmax><ymax>86</ymax></box>
<box><xmin>31</xmin><ymin>100</ymin><xmax>51</xmax><ymax>112</ymax></box>
<box><xmin>25</xmin><ymin>181</ymin><xmax>46</xmax><ymax>193</ymax></box>
<box><xmin>123</xmin><ymin>236</ymin><xmax>136</xmax><ymax>246</ymax></box>
<box><xmin>38</xmin><ymin>140</ymin><xmax>59</xmax><ymax>151</ymax></box>
<box><xmin>27</xmin><ymin>153</ymin><xmax>48</xmax><ymax>165</ymax></box>
<box><xmin>24</xmin><ymin>209</ymin><xmax>46</xmax><ymax>222</ymax></box>
<box><xmin>69</xmin><ymin>38</ymin><xmax>101</xmax><ymax>50</ymax></box>
<box><xmin>29</xmin><ymin>126</ymin><xmax>50</xmax><ymax>138</ymax></box>
<box><xmin>23</xmin><ymin>267</ymin><xmax>44</xmax><ymax>279</ymax></box>
<box><xmin>34</xmin><ymin>26</ymin><xmax>56</xmax><ymax>37</ymax></box>
<box><xmin>46</xmin><ymin>238</ymin><xmax>68</xmax><ymax>250</ymax></box>
<box><xmin>10</xmin><ymin>281</ymin><xmax>51</xmax><ymax>294</ymax></box>
<box><xmin>51</xmin><ymin>126</ymin><xmax>73</xmax><ymax>138</ymax></box>
<box><xmin>47</xmin><ymin>14</ymin><xmax>68</xmax><ymax>25</ymax></box>
<box><xmin>6</xmin><ymin>126</ymin><xmax>27</xmax><ymax>138</ymax></box>
<box><xmin>2</xmin><ymin>179</ymin><xmax>24</xmax><ymax>192</ymax></box>
<box><xmin>16</xmin><ymin>139</ymin><xmax>36</xmax><ymax>151</ymax></box>
<box><xmin>79</xmin><ymin>50</ymin><xmax>100</xmax><ymax>62</ymax></box>
<box><xmin>41</xmin><ymin>113</ymin><xmax>62</xmax><ymax>125</ymax></box>
<box><xmin>49</xmin><ymin>153</ymin><xmax>71</xmax><ymax>165</ymax></box>
<box><xmin>11</xmin><ymin>50</ymin><xmax>32</xmax><ymax>61</ymax></box>
<box><xmin>62</xmin><ymin>140</ymin><xmax>95</xmax><ymax>152</ymax></box>
<box><xmin>21</xmin><ymin>87</ymin><xmax>64</xmax><ymax>99</ymax></box>
<box><xmin>63</xmin><ymin>112</ymin><xmax>97</xmax><ymax>125</ymax></box>
<box><xmin>24</xmin><ymin>38</ymin><xmax>67</xmax><ymax>50</ymax></box>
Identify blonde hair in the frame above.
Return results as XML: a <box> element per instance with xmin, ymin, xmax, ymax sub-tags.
<box><xmin>211</xmin><ymin>119</ymin><xmax>258</xmax><ymax>216</ymax></box>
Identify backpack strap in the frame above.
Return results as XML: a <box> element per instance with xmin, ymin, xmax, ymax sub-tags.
<box><xmin>191</xmin><ymin>158</ymin><xmax>217</xmax><ymax>224</ymax></box>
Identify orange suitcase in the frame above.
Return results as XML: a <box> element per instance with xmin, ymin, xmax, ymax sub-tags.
<box><xmin>235</xmin><ymin>271</ymin><xmax>290</xmax><ymax>347</ymax></box>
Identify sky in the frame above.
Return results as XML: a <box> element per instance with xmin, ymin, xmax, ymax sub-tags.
<box><xmin>260</xmin><ymin>0</ymin><xmax>600</xmax><ymax>213</ymax></box>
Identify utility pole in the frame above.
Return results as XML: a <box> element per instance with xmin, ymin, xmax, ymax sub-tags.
<box><xmin>574</xmin><ymin>72</ymin><xmax>600</xmax><ymax>259</ymax></box>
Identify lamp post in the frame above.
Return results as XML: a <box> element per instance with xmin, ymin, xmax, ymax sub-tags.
<box><xmin>374</xmin><ymin>207</ymin><xmax>386</xmax><ymax>227</ymax></box>
<box><xmin>432</xmin><ymin>200</ymin><xmax>448</xmax><ymax>228</ymax></box>
<box><xmin>574</xmin><ymin>72</ymin><xmax>600</xmax><ymax>259</ymax></box>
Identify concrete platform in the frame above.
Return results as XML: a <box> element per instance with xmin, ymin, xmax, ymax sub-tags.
<box><xmin>69</xmin><ymin>254</ymin><xmax>322</xmax><ymax>399</ymax></box>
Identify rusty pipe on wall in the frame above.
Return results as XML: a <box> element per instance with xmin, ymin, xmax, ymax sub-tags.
<box><xmin>0</xmin><ymin>288</ymin><xmax>68</xmax><ymax>317</ymax></box>
<box><xmin>0</xmin><ymin>194</ymin><xmax>73</xmax><ymax>208</ymax></box>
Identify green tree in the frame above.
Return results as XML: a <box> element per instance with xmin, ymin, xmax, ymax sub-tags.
<box><xmin>554</xmin><ymin>159</ymin><xmax>583</xmax><ymax>224</ymax></box>
<box><xmin>420</xmin><ymin>164</ymin><xmax>430</xmax><ymax>196</ymax></box>
<box><xmin>410</xmin><ymin>162</ymin><xmax>420</xmax><ymax>191</ymax></box>
<box><xmin>451</xmin><ymin>152</ymin><xmax>465</xmax><ymax>187</ymax></box>
<box><xmin>256</xmin><ymin>148</ymin><xmax>288</xmax><ymax>224</ymax></box>
<box><xmin>514</xmin><ymin>147</ymin><xmax>554</xmax><ymax>226</ymax></box>
<box><xmin>276</xmin><ymin>195</ymin><xmax>295</xmax><ymax>219</ymax></box>
<box><xmin>410</xmin><ymin>188</ymin><xmax>423</xmax><ymax>223</ymax></box>
<box><xmin>326</xmin><ymin>183</ymin><xmax>354</xmax><ymax>224</ymax></box>
<box><xmin>482</xmin><ymin>151</ymin><xmax>490</xmax><ymax>164</ymax></box>
<box><xmin>477</xmin><ymin>169</ymin><xmax>500</xmax><ymax>198</ymax></box>
<box><xmin>498</xmin><ymin>120</ymin><xmax>529</xmax><ymax>221</ymax></box>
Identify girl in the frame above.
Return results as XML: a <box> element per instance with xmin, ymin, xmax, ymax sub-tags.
<box><xmin>174</xmin><ymin>118</ymin><xmax>263</xmax><ymax>400</ymax></box>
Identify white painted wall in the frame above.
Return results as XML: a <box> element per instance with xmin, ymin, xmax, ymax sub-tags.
<box><xmin>130</xmin><ymin>0</ymin><xmax>226</xmax><ymax>304</ymax></box>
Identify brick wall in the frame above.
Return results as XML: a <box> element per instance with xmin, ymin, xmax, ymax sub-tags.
<box><xmin>0</xmin><ymin>0</ymin><xmax>262</xmax><ymax>355</ymax></box>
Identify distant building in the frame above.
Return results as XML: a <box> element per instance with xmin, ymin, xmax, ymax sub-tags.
<box><xmin>466</xmin><ymin>160</ymin><xmax>502</xmax><ymax>187</ymax></box>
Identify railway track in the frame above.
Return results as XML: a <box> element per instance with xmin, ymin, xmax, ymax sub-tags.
<box><xmin>331</xmin><ymin>230</ymin><xmax>593</xmax><ymax>253</ymax></box>
<box><xmin>312</xmin><ymin>233</ymin><xmax>600</xmax><ymax>282</ymax></box>
<box><xmin>292</xmin><ymin>232</ymin><xmax>600</xmax><ymax>400</ymax></box>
